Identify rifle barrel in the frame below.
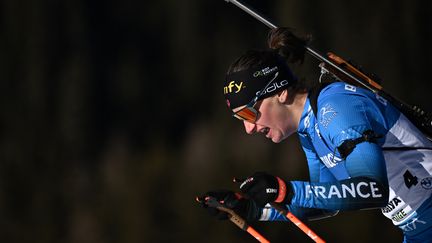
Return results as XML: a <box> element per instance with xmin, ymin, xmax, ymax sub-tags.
<box><xmin>225</xmin><ymin>0</ymin><xmax>277</xmax><ymax>29</ymax></box>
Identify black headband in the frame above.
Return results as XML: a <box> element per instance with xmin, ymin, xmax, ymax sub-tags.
<box><xmin>223</xmin><ymin>60</ymin><xmax>297</xmax><ymax>109</ymax></box>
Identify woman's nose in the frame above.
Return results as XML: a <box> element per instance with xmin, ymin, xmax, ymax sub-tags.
<box><xmin>243</xmin><ymin>121</ymin><xmax>257</xmax><ymax>134</ymax></box>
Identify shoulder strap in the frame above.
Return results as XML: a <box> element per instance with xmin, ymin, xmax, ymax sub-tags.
<box><xmin>308</xmin><ymin>82</ymin><xmax>332</xmax><ymax>116</ymax></box>
<box><xmin>337</xmin><ymin>130</ymin><xmax>382</xmax><ymax>159</ymax></box>
<box><xmin>308</xmin><ymin>83</ymin><xmax>383</xmax><ymax>159</ymax></box>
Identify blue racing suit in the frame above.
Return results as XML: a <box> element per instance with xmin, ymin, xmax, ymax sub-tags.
<box><xmin>259</xmin><ymin>82</ymin><xmax>432</xmax><ymax>242</ymax></box>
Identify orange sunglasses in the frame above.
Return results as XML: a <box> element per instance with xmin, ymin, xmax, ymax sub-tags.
<box><xmin>232</xmin><ymin>72</ymin><xmax>279</xmax><ymax>123</ymax></box>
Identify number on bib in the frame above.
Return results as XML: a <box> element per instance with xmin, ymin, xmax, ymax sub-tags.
<box><xmin>403</xmin><ymin>170</ymin><xmax>418</xmax><ymax>188</ymax></box>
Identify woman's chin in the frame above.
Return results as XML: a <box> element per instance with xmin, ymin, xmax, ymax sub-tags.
<box><xmin>271</xmin><ymin>132</ymin><xmax>290</xmax><ymax>143</ymax></box>
<box><xmin>271</xmin><ymin>135</ymin><xmax>282</xmax><ymax>143</ymax></box>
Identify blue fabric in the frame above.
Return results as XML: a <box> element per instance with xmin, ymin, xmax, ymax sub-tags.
<box><xmin>266</xmin><ymin>82</ymin><xmax>432</xmax><ymax>241</ymax></box>
<box><xmin>402</xmin><ymin>197</ymin><xmax>432</xmax><ymax>242</ymax></box>
<box><xmin>292</xmin><ymin>83</ymin><xmax>391</xmax><ymax>210</ymax></box>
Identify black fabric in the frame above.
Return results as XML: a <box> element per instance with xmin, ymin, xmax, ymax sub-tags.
<box><xmin>224</xmin><ymin>59</ymin><xmax>297</xmax><ymax>109</ymax></box>
<box><xmin>239</xmin><ymin>172</ymin><xmax>292</xmax><ymax>207</ymax></box>
<box><xmin>337</xmin><ymin>130</ymin><xmax>382</xmax><ymax>159</ymax></box>
<box><xmin>308</xmin><ymin>82</ymin><xmax>332</xmax><ymax>116</ymax></box>
<box><xmin>199</xmin><ymin>190</ymin><xmax>261</xmax><ymax>221</ymax></box>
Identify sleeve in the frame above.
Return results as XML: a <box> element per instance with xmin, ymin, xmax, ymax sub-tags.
<box><xmin>300</xmin><ymin>133</ymin><xmax>337</xmax><ymax>183</ymax></box>
<box><xmin>289</xmin><ymin>135</ymin><xmax>339</xmax><ymax>219</ymax></box>
<box><xmin>259</xmin><ymin>134</ymin><xmax>339</xmax><ymax>221</ymax></box>
<box><xmin>288</xmin><ymin>92</ymin><xmax>389</xmax><ymax>211</ymax></box>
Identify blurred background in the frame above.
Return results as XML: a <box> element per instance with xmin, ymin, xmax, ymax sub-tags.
<box><xmin>1</xmin><ymin>0</ymin><xmax>431</xmax><ymax>242</ymax></box>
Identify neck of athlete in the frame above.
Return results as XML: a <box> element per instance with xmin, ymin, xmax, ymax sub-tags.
<box><xmin>287</xmin><ymin>91</ymin><xmax>308</xmax><ymax>131</ymax></box>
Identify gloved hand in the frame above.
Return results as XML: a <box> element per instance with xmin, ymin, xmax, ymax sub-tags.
<box><xmin>239</xmin><ymin>172</ymin><xmax>292</xmax><ymax>207</ymax></box>
<box><xmin>198</xmin><ymin>190</ymin><xmax>261</xmax><ymax>221</ymax></box>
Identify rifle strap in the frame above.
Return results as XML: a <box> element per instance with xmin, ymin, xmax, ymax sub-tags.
<box><xmin>308</xmin><ymin>83</ymin><xmax>382</xmax><ymax>159</ymax></box>
<box><xmin>337</xmin><ymin>130</ymin><xmax>382</xmax><ymax>159</ymax></box>
<box><xmin>308</xmin><ymin>82</ymin><xmax>332</xmax><ymax>116</ymax></box>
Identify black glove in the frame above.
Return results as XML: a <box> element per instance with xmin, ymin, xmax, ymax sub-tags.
<box><xmin>239</xmin><ymin>172</ymin><xmax>293</xmax><ymax>207</ymax></box>
<box><xmin>198</xmin><ymin>190</ymin><xmax>261</xmax><ymax>221</ymax></box>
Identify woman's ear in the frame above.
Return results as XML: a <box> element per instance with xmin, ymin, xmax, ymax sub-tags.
<box><xmin>277</xmin><ymin>89</ymin><xmax>289</xmax><ymax>104</ymax></box>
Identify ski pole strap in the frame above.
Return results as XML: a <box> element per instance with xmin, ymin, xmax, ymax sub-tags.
<box><xmin>270</xmin><ymin>203</ymin><xmax>326</xmax><ymax>243</ymax></box>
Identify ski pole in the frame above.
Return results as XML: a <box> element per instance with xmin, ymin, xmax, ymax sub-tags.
<box><xmin>233</xmin><ymin>178</ymin><xmax>326</xmax><ymax>243</ymax></box>
<box><xmin>196</xmin><ymin>196</ymin><xmax>270</xmax><ymax>243</ymax></box>
<box><xmin>269</xmin><ymin>202</ymin><xmax>326</xmax><ymax>243</ymax></box>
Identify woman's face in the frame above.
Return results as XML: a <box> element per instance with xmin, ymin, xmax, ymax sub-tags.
<box><xmin>235</xmin><ymin>93</ymin><xmax>298</xmax><ymax>143</ymax></box>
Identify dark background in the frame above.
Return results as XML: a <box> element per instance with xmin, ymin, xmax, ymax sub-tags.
<box><xmin>1</xmin><ymin>0</ymin><xmax>431</xmax><ymax>242</ymax></box>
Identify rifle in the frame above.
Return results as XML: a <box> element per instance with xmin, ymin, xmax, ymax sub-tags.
<box><xmin>224</xmin><ymin>0</ymin><xmax>432</xmax><ymax>141</ymax></box>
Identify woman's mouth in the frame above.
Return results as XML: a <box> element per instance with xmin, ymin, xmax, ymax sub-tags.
<box><xmin>262</xmin><ymin>128</ymin><xmax>270</xmax><ymax>137</ymax></box>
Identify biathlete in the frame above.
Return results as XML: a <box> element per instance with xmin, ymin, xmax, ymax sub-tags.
<box><xmin>200</xmin><ymin>28</ymin><xmax>432</xmax><ymax>243</ymax></box>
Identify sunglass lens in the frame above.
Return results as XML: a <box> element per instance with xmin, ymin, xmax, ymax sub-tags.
<box><xmin>234</xmin><ymin>107</ymin><xmax>257</xmax><ymax>122</ymax></box>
